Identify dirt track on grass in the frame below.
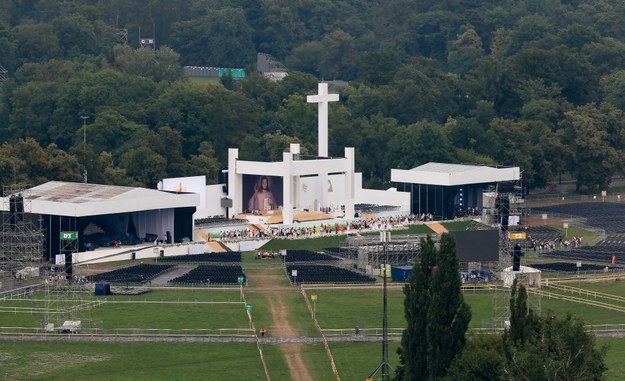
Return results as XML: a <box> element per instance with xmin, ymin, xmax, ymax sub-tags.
<box><xmin>247</xmin><ymin>272</ymin><xmax>314</xmax><ymax>381</ymax></box>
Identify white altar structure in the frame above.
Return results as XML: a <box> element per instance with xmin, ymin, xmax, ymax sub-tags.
<box><xmin>166</xmin><ymin>82</ymin><xmax>410</xmax><ymax>230</ymax></box>
<box><xmin>227</xmin><ymin>144</ymin><xmax>356</xmax><ymax>225</ymax></box>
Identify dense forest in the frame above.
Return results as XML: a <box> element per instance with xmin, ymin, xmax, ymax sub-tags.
<box><xmin>2</xmin><ymin>0</ymin><xmax>625</xmax><ymax>192</ymax></box>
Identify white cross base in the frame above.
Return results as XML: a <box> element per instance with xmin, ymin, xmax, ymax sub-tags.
<box><xmin>307</xmin><ymin>83</ymin><xmax>339</xmax><ymax>157</ymax></box>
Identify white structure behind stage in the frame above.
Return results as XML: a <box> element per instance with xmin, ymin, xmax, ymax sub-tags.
<box><xmin>227</xmin><ymin>144</ymin><xmax>357</xmax><ymax>225</ymax></box>
<box><xmin>501</xmin><ymin>266</ymin><xmax>541</xmax><ymax>288</ymax></box>
<box><xmin>391</xmin><ymin>162</ymin><xmax>520</xmax><ymax>186</ymax></box>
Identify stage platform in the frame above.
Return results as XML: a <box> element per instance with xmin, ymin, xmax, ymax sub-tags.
<box><xmin>235</xmin><ymin>209</ymin><xmax>336</xmax><ymax>225</ymax></box>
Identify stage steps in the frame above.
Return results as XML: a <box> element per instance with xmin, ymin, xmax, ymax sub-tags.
<box><xmin>207</xmin><ymin>241</ymin><xmax>230</xmax><ymax>252</ymax></box>
<box><xmin>249</xmin><ymin>223</ymin><xmax>270</xmax><ymax>236</ymax></box>
<box><xmin>426</xmin><ymin>222</ymin><xmax>448</xmax><ymax>234</ymax></box>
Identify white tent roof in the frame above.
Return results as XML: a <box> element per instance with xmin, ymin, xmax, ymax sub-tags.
<box><xmin>1</xmin><ymin>181</ymin><xmax>199</xmax><ymax>217</ymax></box>
<box><xmin>502</xmin><ymin>265</ymin><xmax>541</xmax><ymax>274</ymax></box>
<box><xmin>390</xmin><ymin>162</ymin><xmax>520</xmax><ymax>186</ymax></box>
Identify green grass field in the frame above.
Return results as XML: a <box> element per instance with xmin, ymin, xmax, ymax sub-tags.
<box><xmin>0</xmin><ymin>341</ymin><xmax>266</xmax><ymax>381</ymax></box>
<box><xmin>2</xmin><ymin>219</ymin><xmax>625</xmax><ymax>381</ymax></box>
<box><xmin>2</xmin><ymin>280</ymin><xmax>625</xmax><ymax>379</ymax></box>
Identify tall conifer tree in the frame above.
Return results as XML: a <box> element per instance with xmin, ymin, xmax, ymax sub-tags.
<box><xmin>395</xmin><ymin>233</ymin><xmax>471</xmax><ymax>380</ymax></box>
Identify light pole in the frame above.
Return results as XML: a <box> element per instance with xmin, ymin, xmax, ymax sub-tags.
<box><xmin>369</xmin><ymin>230</ymin><xmax>391</xmax><ymax>381</ymax></box>
<box><xmin>80</xmin><ymin>115</ymin><xmax>89</xmax><ymax>183</ymax></box>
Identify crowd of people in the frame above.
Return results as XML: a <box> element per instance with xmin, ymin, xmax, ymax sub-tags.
<box><xmin>216</xmin><ymin>214</ymin><xmax>435</xmax><ymax>242</ymax></box>
<box><xmin>529</xmin><ymin>235</ymin><xmax>583</xmax><ymax>252</ymax></box>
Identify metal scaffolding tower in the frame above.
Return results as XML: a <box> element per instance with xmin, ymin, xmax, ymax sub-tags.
<box><xmin>345</xmin><ymin>234</ymin><xmax>425</xmax><ymax>272</ymax></box>
<box><xmin>489</xmin><ymin>178</ymin><xmax>539</xmax><ymax>329</ymax></box>
<box><xmin>0</xmin><ymin>185</ymin><xmax>44</xmax><ymax>272</ymax></box>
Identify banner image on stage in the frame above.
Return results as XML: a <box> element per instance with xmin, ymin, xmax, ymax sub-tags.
<box><xmin>243</xmin><ymin>175</ymin><xmax>283</xmax><ymax>212</ymax></box>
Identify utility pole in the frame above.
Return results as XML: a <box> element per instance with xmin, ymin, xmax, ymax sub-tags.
<box><xmin>369</xmin><ymin>230</ymin><xmax>392</xmax><ymax>381</ymax></box>
<box><xmin>81</xmin><ymin>115</ymin><xmax>89</xmax><ymax>183</ymax></box>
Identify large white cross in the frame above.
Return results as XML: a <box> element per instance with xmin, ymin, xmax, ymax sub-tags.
<box><xmin>307</xmin><ymin>83</ymin><xmax>339</xmax><ymax>157</ymax></box>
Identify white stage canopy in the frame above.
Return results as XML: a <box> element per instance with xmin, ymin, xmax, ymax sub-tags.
<box><xmin>391</xmin><ymin>162</ymin><xmax>520</xmax><ymax>186</ymax></box>
<box><xmin>2</xmin><ymin>181</ymin><xmax>199</xmax><ymax>217</ymax></box>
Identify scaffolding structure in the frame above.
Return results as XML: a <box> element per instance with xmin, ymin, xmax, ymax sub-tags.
<box><xmin>40</xmin><ymin>282</ymin><xmax>102</xmax><ymax>333</ymax></box>
<box><xmin>487</xmin><ymin>178</ymin><xmax>540</xmax><ymax>329</ymax></box>
<box><xmin>0</xmin><ymin>185</ymin><xmax>44</xmax><ymax>272</ymax></box>
<box><xmin>344</xmin><ymin>233</ymin><xmax>425</xmax><ymax>272</ymax></box>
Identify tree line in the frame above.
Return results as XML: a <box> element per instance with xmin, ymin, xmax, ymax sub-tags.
<box><xmin>2</xmin><ymin>0</ymin><xmax>625</xmax><ymax>190</ymax></box>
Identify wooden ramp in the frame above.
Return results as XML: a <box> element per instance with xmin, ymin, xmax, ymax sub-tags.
<box><xmin>207</xmin><ymin>241</ymin><xmax>228</xmax><ymax>252</ymax></box>
<box><xmin>426</xmin><ymin>222</ymin><xmax>448</xmax><ymax>234</ymax></box>
<box><xmin>194</xmin><ymin>228</ymin><xmax>211</xmax><ymax>242</ymax></box>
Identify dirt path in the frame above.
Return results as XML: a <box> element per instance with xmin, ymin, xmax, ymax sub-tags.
<box><xmin>247</xmin><ymin>271</ymin><xmax>314</xmax><ymax>381</ymax></box>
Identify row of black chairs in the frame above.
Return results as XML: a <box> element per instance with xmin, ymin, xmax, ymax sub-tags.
<box><xmin>509</xmin><ymin>226</ymin><xmax>562</xmax><ymax>246</ymax></box>
<box><xmin>595</xmin><ymin>236</ymin><xmax>625</xmax><ymax>247</ymax></box>
<box><xmin>355</xmin><ymin>203</ymin><xmax>399</xmax><ymax>213</ymax></box>
<box><xmin>543</xmin><ymin>246</ymin><xmax>625</xmax><ymax>263</ymax></box>
<box><xmin>286</xmin><ymin>265</ymin><xmax>376</xmax><ymax>284</ymax></box>
<box><xmin>194</xmin><ymin>215</ymin><xmax>244</xmax><ymax>227</ymax></box>
<box><xmin>530</xmin><ymin>262</ymin><xmax>621</xmax><ymax>273</ymax></box>
<box><xmin>169</xmin><ymin>265</ymin><xmax>245</xmax><ymax>285</ymax></box>
<box><xmin>283</xmin><ymin>250</ymin><xmax>339</xmax><ymax>263</ymax></box>
<box><xmin>533</xmin><ymin>202</ymin><xmax>625</xmax><ymax>233</ymax></box>
<box><xmin>159</xmin><ymin>252</ymin><xmax>242</xmax><ymax>263</ymax></box>
<box><xmin>90</xmin><ymin>264</ymin><xmax>175</xmax><ymax>284</ymax></box>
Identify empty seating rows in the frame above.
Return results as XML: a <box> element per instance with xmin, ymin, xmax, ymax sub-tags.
<box><xmin>543</xmin><ymin>246</ymin><xmax>625</xmax><ymax>264</ymax></box>
<box><xmin>533</xmin><ymin>202</ymin><xmax>625</xmax><ymax>233</ymax></box>
<box><xmin>286</xmin><ymin>265</ymin><xmax>376</xmax><ymax>284</ymax></box>
<box><xmin>509</xmin><ymin>226</ymin><xmax>561</xmax><ymax>246</ymax></box>
<box><xmin>283</xmin><ymin>250</ymin><xmax>339</xmax><ymax>263</ymax></box>
<box><xmin>91</xmin><ymin>264</ymin><xmax>175</xmax><ymax>284</ymax></box>
<box><xmin>194</xmin><ymin>215</ymin><xmax>245</xmax><ymax>227</ymax></box>
<box><xmin>355</xmin><ymin>203</ymin><xmax>400</xmax><ymax>214</ymax></box>
<box><xmin>159</xmin><ymin>252</ymin><xmax>242</xmax><ymax>263</ymax></box>
<box><xmin>595</xmin><ymin>236</ymin><xmax>625</xmax><ymax>247</ymax></box>
<box><xmin>168</xmin><ymin>265</ymin><xmax>245</xmax><ymax>285</ymax></box>
<box><xmin>531</xmin><ymin>262</ymin><xmax>620</xmax><ymax>273</ymax></box>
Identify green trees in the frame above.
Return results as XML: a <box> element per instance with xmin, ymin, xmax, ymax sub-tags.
<box><xmin>170</xmin><ymin>7</ymin><xmax>256</xmax><ymax>67</ymax></box>
<box><xmin>503</xmin><ymin>280</ymin><xmax>607</xmax><ymax>381</ymax></box>
<box><xmin>445</xmin><ymin>280</ymin><xmax>607</xmax><ymax>381</ymax></box>
<box><xmin>4</xmin><ymin>0</ymin><xmax>625</xmax><ymax>191</ymax></box>
<box><xmin>395</xmin><ymin>234</ymin><xmax>471</xmax><ymax>381</ymax></box>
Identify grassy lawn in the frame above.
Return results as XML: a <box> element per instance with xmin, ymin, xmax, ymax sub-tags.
<box><xmin>244</xmin><ymin>288</ymin><xmax>318</xmax><ymax>337</ymax></box>
<box><xmin>93</xmin><ymin>301</ymin><xmax>248</xmax><ymax>330</ymax></box>
<box><xmin>330</xmin><ymin>341</ymin><xmax>401</xmax><ymax>380</ymax></box>
<box><xmin>0</xmin><ymin>341</ymin><xmax>265</xmax><ymax>381</ymax></box>
<box><xmin>259</xmin><ymin>235</ymin><xmax>345</xmax><ymax>251</ymax></box>
<box><xmin>566</xmin><ymin>280</ymin><xmax>625</xmax><ymax>297</ymax></box>
<box><xmin>441</xmin><ymin>220</ymin><xmax>488</xmax><ymax>231</ymax></box>
<box><xmin>599</xmin><ymin>337</ymin><xmax>625</xmax><ymax>381</ymax></box>
<box><xmin>308</xmin><ymin>287</ymin><xmax>406</xmax><ymax>330</ymax></box>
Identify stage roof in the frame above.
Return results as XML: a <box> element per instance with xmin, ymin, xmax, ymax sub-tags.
<box><xmin>391</xmin><ymin>162</ymin><xmax>520</xmax><ymax>187</ymax></box>
<box><xmin>1</xmin><ymin>181</ymin><xmax>199</xmax><ymax>217</ymax></box>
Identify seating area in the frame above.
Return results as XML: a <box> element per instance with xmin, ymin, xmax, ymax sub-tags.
<box><xmin>533</xmin><ymin>202</ymin><xmax>625</xmax><ymax>233</ymax></box>
<box><xmin>323</xmin><ymin>247</ymin><xmax>348</xmax><ymax>257</ymax></box>
<box><xmin>509</xmin><ymin>226</ymin><xmax>562</xmax><ymax>247</ymax></box>
<box><xmin>90</xmin><ymin>264</ymin><xmax>175</xmax><ymax>284</ymax></box>
<box><xmin>543</xmin><ymin>246</ymin><xmax>624</xmax><ymax>263</ymax></box>
<box><xmin>286</xmin><ymin>264</ymin><xmax>376</xmax><ymax>284</ymax></box>
<box><xmin>531</xmin><ymin>262</ymin><xmax>619</xmax><ymax>273</ymax></box>
<box><xmin>283</xmin><ymin>250</ymin><xmax>340</xmax><ymax>263</ymax></box>
<box><xmin>355</xmin><ymin>203</ymin><xmax>401</xmax><ymax>214</ymax></box>
<box><xmin>194</xmin><ymin>215</ymin><xmax>244</xmax><ymax>227</ymax></box>
<box><xmin>595</xmin><ymin>236</ymin><xmax>625</xmax><ymax>247</ymax></box>
<box><xmin>159</xmin><ymin>252</ymin><xmax>242</xmax><ymax>263</ymax></box>
<box><xmin>168</xmin><ymin>265</ymin><xmax>246</xmax><ymax>285</ymax></box>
